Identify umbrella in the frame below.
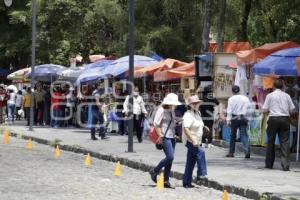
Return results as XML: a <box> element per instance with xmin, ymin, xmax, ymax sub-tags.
<box><xmin>85</xmin><ymin>60</ymin><xmax>113</xmax><ymax>70</ymax></box>
<box><xmin>154</xmin><ymin>62</ymin><xmax>195</xmax><ymax>82</ymax></box>
<box><xmin>253</xmin><ymin>47</ymin><xmax>300</xmax><ymax>76</ymax></box>
<box><xmin>75</xmin><ymin>65</ymin><xmax>110</xmax><ymax>85</ymax></box>
<box><xmin>26</xmin><ymin>64</ymin><xmax>66</xmax><ymax>82</ymax></box>
<box><xmin>58</xmin><ymin>66</ymin><xmax>85</xmax><ymax>83</ymax></box>
<box><xmin>7</xmin><ymin>67</ymin><xmax>31</xmax><ymax>81</ymax></box>
<box><xmin>98</xmin><ymin>55</ymin><xmax>159</xmax><ymax>78</ymax></box>
<box><xmin>7</xmin><ymin>85</ymin><xmax>18</xmax><ymax>93</ymax></box>
<box><xmin>253</xmin><ymin>47</ymin><xmax>300</xmax><ymax>162</ymax></box>
<box><xmin>134</xmin><ymin>58</ymin><xmax>188</xmax><ymax>78</ymax></box>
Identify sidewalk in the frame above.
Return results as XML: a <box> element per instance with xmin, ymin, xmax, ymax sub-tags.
<box><xmin>3</xmin><ymin>124</ymin><xmax>300</xmax><ymax>200</ymax></box>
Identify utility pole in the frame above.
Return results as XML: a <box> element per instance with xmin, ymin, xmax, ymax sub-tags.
<box><xmin>127</xmin><ymin>0</ymin><xmax>135</xmax><ymax>152</ymax></box>
<box><xmin>29</xmin><ymin>0</ymin><xmax>36</xmax><ymax>131</ymax></box>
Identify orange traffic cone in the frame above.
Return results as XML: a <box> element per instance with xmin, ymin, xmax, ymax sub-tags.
<box><xmin>3</xmin><ymin>131</ymin><xmax>10</xmax><ymax>144</ymax></box>
<box><xmin>85</xmin><ymin>153</ymin><xmax>91</xmax><ymax>167</ymax></box>
<box><xmin>26</xmin><ymin>139</ymin><xmax>33</xmax><ymax>150</ymax></box>
<box><xmin>114</xmin><ymin>161</ymin><xmax>122</xmax><ymax>177</ymax></box>
<box><xmin>157</xmin><ymin>172</ymin><xmax>164</xmax><ymax>190</ymax></box>
<box><xmin>221</xmin><ymin>190</ymin><xmax>229</xmax><ymax>200</ymax></box>
<box><xmin>55</xmin><ymin>145</ymin><xmax>61</xmax><ymax>158</ymax></box>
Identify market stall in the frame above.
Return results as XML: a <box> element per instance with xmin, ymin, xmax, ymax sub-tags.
<box><xmin>253</xmin><ymin>47</ymin><xmax>300</xmax><ymax>161</ymax></box>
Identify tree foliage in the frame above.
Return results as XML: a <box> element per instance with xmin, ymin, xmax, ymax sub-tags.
<box><xmin>1</xmin><ymin>0</ymin><xmax>300</xmax><ymax>70</ymax></box>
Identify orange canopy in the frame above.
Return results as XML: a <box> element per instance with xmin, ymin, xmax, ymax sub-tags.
<box><xmin>154</xmin><ymin>62</ymin><xmax>195</xmax><ymax>82</ymax></box>
<box><xmin>134</xmin><ymin>58</ymin><xmax>188</xmax><ymax>78</ymax></box>
<box><xmin>236</xmin><ymin>41</ymin><xmax>300</xmax><ymax>64</ymax></box>
<box><xmin>209</xmin><ymin>42</ymin><xmax>252</xmax><ymax>53</ymax></box>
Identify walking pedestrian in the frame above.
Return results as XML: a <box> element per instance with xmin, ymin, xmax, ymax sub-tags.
<box><xmin>7</xmin><ymin>89</ymin><xmax>16</xmax><ymax>124</ymax></box>
<box><xmin>199</xmin><ymin>85</ymin><xmax>219</xmax><ymax>147</ymax></box>
<box><xmin>33</xmin><ymin>85</ymin><xmax>45</xmax><ymax>125</ymax></box>
<box><xmin>51</xmin><ymin>87</ymin><xmax>63</xmax><ymax>128</ymax></box>
<box><xmin>23</xmin><ymin>87</ymin><xmax>32</xmax><ymax>126</ymax></box>
<box><xmin>182</xmin><ymin>95</ymin><xmax>207</xmax><ymax>188</ymax></box>
<box><xmin>123</xmin><ymin>87</ymin><xmax>148</xmax><ymax>143</ymax></box>
<box><xmin>149</xmin><ymin>93</ymin><xmax>181</xmax><ymax>188</ymax></box>
<box><xmin>226</xmin><ymin>85</ymin><xmax>251</xmax><ymax>158</ymax></box>
<box><xmin>15</xmin><ymin>90</ymin><xmax>23</xmax><ymax>120</ymax></box>
<box><xmin>116</xmin><ymin>90</ymin><xmax>128</xmax><ymax>136</ymax></box>
<box><xmin>66</xmin><ymin>87</ymin><xmax>75</xmax><ymax>127</ymax></box>
<box><xmin>0</xmin><ymin>85</ymin><xmax>8</xmax><ymax>124</ymax></box>
<box><xmin>262</xmin><ymin>79</ymin><xmax>296</xmax><ymax>171</ymax></box>
<box><xmin>90</xmin><ymin>83</ymin><xmax>108</xmax><ymax>140</ymax></box>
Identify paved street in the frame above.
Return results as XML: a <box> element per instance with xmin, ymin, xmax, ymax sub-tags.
<box><xmin>0</xmin><ymin>137</ymin><xmax>249</xmax><ymax>200</ymax></box>
<box><xmin>2</xmin><ymin>124</ymin><xmax>300</xmax><ymax>199</ymax></box>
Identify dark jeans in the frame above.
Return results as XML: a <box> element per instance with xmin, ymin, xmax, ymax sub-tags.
<box><xmin>202</xmin><ymin>120</ymin><xmax>213</xmax><ymax>144</ymax></box>
<box><xmin>66</xmin><ymin>107</ymin><xmax>74</xmax><ymax>126</ymax></box>
<box><xmin>24</xmin><ymin>107</ymin><xmax>31</xmax><ymax>126</ymax></box>
<box><xmin>117</xmin><ymin>112</ymin><xmax>128</xmax><ymax>135</ymax></box>
<box><xmin>7</xmin><ymin>104</ymin><xmax>15</xmax><ymax>122</ymax></box>
<box><xmin>183</xmin><ymin>141</ymin><xmax>207</xmax><ymax>185</ymax></box>
<box><xmin>154</xmin><ymin>138</ymin><xmax>176</xmax><ymax>181</ymax></box>
<box><xmin>229</xmin><ymin>116</ymin><xmax>250</xmax><ymax>155</ymax></box>
<box><xmin>51</xmin><ymin>109</ymin><xmax>61</xmax><ymax>127</ymax></box>
<box><xmin>16</xmin><ymin>106</ymin><xmax>21</xmax><ymax>120</ymax></box>
<box><xmin>90</xmin><ymin>110</ymin><xmax>106</xmax><ymax>139</ymax></box>
<box><xmin>0</xmin><ymin>106</ymin><xmax>4</xmax><ymax>123</ymax></box>
<box><xmin>134</xmin><ymin>114</ymin><xmax>143</xmax><ymax>141</ymax></box>
<box><xmin>35</xmin><ymin>101</ymin><xmax>44</xmax><ymax>125</ymax></box>
<box><xmin>266</xmin><ymin>116</ymin><xmax>290</xmax><ymax>170</ymax></box>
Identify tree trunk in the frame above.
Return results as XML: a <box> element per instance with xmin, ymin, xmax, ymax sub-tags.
<box><xmin>217</xmin><ymin>0</ymin><xmax>226</xmax><ymax>52</ymax></box>
<box><xmin>201</xmin><ymin>0</ymin><xmax>212</xmax><ymax>52</ymax></box>
<box><xmin>237</xmin><ymin>0</ymin><xmax>252</xmax><ymax>41</ymax></box>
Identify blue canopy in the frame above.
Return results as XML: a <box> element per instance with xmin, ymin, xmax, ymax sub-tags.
<box><xmin>253</xmin><ymin>47</ymin><xmax>300</xmax><ymax>76</ymax></box>
<box><xmin>150</xmin><ymin>54</ymin><xmax>164</xmax><ymax>61</ymax></box>
<box><xmin>97</xmin><ymin>55</ymin><xmax>159</xmax><ymax>78</ymax></box>
<box><xmin>85</xmin><ymin>60</ymin><xmax>113</xmax><ymax>70</ymax></box>
<box><xmin>0</xmin><ymin>68</ymin><xmax>10</xmax><ymax>76</ymax></box>
<box><xmin>75</xmin><ymin>65</ymin><xmax>109</xmax><ymax>85</ymax></box>
<box><xmin>26</xmin><ymin>64</ymin><xmax>66</xmax><ymax>82</ymax></box>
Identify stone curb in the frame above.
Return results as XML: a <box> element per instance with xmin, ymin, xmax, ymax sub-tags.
<box><xmin>9</xmin><ymin>132</ymin><xmax>284</xmax><ymax>200</ymax></box>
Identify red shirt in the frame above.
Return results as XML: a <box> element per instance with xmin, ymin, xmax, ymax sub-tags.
<box><xmin>0</xmin><ymin>91</ymin><xmax>8</xmax><ymax>107</ymax></box>
<box><xmin>51</xmin><ymin>92</ymin><xmax>64</xmax><ymax>110</ymax></box>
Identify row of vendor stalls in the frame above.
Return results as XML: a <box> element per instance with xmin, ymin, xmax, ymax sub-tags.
<box><xmin>4</xmin><ymin>41</ymin><xmax>300</xmax><ymax>160</ymax></box>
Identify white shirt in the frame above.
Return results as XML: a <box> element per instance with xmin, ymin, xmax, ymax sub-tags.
<box><xmin>182</xmin><ymin>110</ymin><xmax>204</xmax><ymax>145</ymax></box>
<box><xmin>262</xmin><ymin>89</ymin><xmax>295</xmax><ymax>117</ymax></box>
<box><xmin>15</xmin><ymin>94</ymin><xmax>23</xmax><ymax>107</ymax></box>
<box><xmin>226</xmin><ymin>94</ymin><xmax>251</xmax><ymax>121</ymax></box>
<box><xmin>7</xmin><ymin>93</ymin><xmax>16</xmax><ymax>105</ymax></box>
<box><xmin>123</xmin><ymin>95</ymin><xmax>147</xmax><ymax>115</ymax></box>
<box><xmin>66</xmin><ymin>93</ymin><xmax>75</xmax><ymax>107</ymax></box>
<box><xmin>153</xmin><ymin>106</ymin><xmax>176</xmax><ymax>138</ymax></box>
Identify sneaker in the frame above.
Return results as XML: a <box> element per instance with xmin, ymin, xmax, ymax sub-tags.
<box><xmin>101</xmin><ymin>136</ymin><xmax>110</xmax><ymax>140</ymax></box>
<box><xmin>149</xmin><ymin>170</ymin><xmax>157</xmax><ymax>183</ymax></box>
<box><xmin>282</xmin><ymin>168</ymin><xmax>290</xmax><ymax>171</ymax></box>
<box><xmin>245</xmin><ymin>154</ymin><xmax>251</xmax><ymax>159</ymax></box>
<box><xmin>183</xmin><ymin>184</ymin><xmax>195</xmax><ymax>188</ymax></box>
<box><xmin>264</xmin><ymin>166</ymin><xmax>272</xmax><ymax>169</ymax></box>
<box><xmin>91</xmin><ymin>137</ymin><xmax>98</xmax><ymax>141</ymax></box>
<box><xmin>226</xmin><ymin>153</ymin><xmax>234</xmax><ymax>158</ymax></box>
<box><xmin>164</xmin><ymin>181</ymin><xmax>175</xmax><ymax>189</ymax></box>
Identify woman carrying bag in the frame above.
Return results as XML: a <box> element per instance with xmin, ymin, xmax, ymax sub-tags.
<box><xmin>182</xmin><ymin>95</ymin><xmax>208</xmax><ymax>188</ymax></box>
<box><xmin>149</xmin><ymin>93</ymin><xmax>181</xmax><ymax>188</ymax></box>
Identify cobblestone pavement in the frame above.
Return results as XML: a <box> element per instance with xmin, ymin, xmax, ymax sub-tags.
<box><xmin>4</xmin><ymin>124</ymin><xmax>300</xmax><ymax>199</ymax></box>
<box><xmin>0</xmin><ymin>138</ymin><xmax>249</xmax><ymax>200</ymax></box>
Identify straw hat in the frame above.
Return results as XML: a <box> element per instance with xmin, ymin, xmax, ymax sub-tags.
<box><xmin>187</xmin><ymin>95</ymin><xmax>202</xmax><ymax>105</ymax></box>
<box><xmin>162</xmin><ymin>93</ymin><xmax>182</xmax><ymax>106</ymax></box>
